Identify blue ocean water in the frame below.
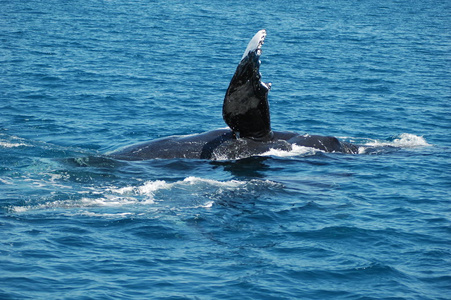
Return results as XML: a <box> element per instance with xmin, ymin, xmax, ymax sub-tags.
<box><xmin>1</xmin><ymin>0</ymin><xmax>450</xmax><ymax>299</ymax></box>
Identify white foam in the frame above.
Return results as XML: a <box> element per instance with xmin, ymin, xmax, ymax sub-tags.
<box><xmin>358</xmin><ymin>147</ymin><xmax>367</xmax><ymax>155</ymax></box>
<box><xmin>11</xmin><ymin>206</ymin><xmax>29</xmax><ymax>213</ymax></box>
<box><xmin>0</xmin><ymin>141</ymin><xmax>27</xmax><ymax>148</ymax></box>
<box><xmin>390</xmin><ymin>133</ymin><xmax>431</xmax><ymax>147</ymax></box>
<box><xmin>77</xmin><ymin>211</ymin><xmax>136</xmax><ymax>218</ymax></box>
<box><xmin>128</xmin><ymin>176</ymin><xmax>248</xmax><ymax>195</ymax></box>
<box><xmin>9</xmin><ymin>176</ymin><xmax>279</xmax><ymax>214</ymax></box>
<box><xmin>109</xmin><ymin>180</ymin><xmax>170</xmax><ymax>198</ymax></box>
<box><xmin>201</xmin><ymin>201</ymin><xmax>214</xmax><ymax>208</ymax></box>
<box><xmin>139</xmin><ymin>180</ymin><xmax>172</xmax><ymax>195</ymax></box>
<box><xmin>183</xmin><ymin>176</ymin><xmax>245</xmax><ymax>188</ymax></box>
<box><xmin>80</xmin><ymin>195</ymin><xmax>141</xmax><ymax>207</ymax></box>
<box><xmin>364</xmin><ymin>133</ymin><xmax>431</xmax><ymax>148</ymax></box>
<box><xmin>0</xmin><ymin>177</ymin><xmax>13</xmax><ymax>184</ymax></box>
<box><xmin>0</xmin><ymin>134</ymin><xmax>29</xmax><ymax>148</ymax></box>
<box><xmin>261</xmin><ymin>144</ymin><xmax>320</xmax><ymax>158</ymax></box>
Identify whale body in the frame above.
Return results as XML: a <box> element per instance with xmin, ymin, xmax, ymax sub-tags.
<box><xmin>111</xmin><ymin>30</ymin><xmax>358</xmax><ymax>161</ymax></box>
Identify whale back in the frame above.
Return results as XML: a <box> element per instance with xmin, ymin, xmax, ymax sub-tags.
<box><xmin>223</xmin><ymin>30</ymin><xmax>272</xmax><ymax>140</ymax></box>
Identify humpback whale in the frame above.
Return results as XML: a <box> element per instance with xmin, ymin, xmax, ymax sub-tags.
<box><xmin>111</xmin><ymin>30</ymin><xmax>358</xmax><ymax>160</ymax></box>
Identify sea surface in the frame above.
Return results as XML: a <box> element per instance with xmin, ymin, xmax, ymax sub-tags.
<box><xmin>1</xmin><ymin>0</ymin><xmax>450</xmax><ymax>299</ymax></box>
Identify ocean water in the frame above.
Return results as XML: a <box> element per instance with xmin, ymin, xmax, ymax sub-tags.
<box><xmin>1</xmin><ymin>0</ymin><xmax>450</xmax><ymax>299</ymax></box>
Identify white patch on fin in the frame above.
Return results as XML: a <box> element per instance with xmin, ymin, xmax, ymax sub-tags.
<box><xmin>241</xmin><ymin>29</ymin><xmax>267</xmax><ymax>61</ymax></box>
<box><xmin>261</xmin><ymin>82</ymin><xmax>271</xmax><ymax>90</ymax></box>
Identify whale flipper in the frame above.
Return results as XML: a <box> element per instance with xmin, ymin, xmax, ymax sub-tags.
<box><xmin>223</xmin><ymin>29</ymin><xmax>273</xmax><ymax>141</ymax></box>
<box><xmin>109</xmin><ymin>30</ymin><xmax>360</xmax><ymax>161</ymax></box>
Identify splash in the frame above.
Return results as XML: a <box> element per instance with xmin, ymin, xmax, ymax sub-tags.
<box><xmin>364</xmin><ymin>133</ymin><xmax>431</xmax><ymax>148</ymax></box>
<box><xmin>0</xmin><ymin>135</ymin><xmax>29</xmax><ymax>148</ymax></box>
<box><xmin>389</xmin><ymin>133</ymin><xmax>430</xmax><ymax>147</ymax></box>
<box><xmin>0</xmin><ymin>141</ymin><xmax>28</xmax><ymax>148</ymax></box>
<box><xmin>8</xmin><ymin>177</ymin><xmax>279</xmax><ymax>214</ymax></box>
<box><xmin>261</xmin><ymin>144</ymin><xmax>320</xmax><ymax>157</ymax></box>
<box><xmin>183</xmin><ymin>176</ymin><xmax>246</xmax><ymax>187</ymax></box>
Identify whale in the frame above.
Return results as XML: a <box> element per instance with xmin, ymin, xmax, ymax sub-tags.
<box><xmin>110</xmin><ymin>30</ymin><xmax>358</xmax><ymax>161</ymax></box>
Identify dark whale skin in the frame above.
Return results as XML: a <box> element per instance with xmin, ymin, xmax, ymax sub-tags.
<box><xmin>110</xmin><ymin>30</ymin><xmax>359</xmax><ymax>160</ymax></box>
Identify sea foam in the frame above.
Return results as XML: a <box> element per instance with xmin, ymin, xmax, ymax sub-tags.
<box><xmin>261</xmin><ymin>144</ymin><xmax>320</xmax><ymax>157</ymax></box>
<box><xmin>364</xmin><ymin>133</ymin><xmax>430</xmax><ymax>148</ymax></box>
<box><xmin>9</xmin><ymin>177</ymin><xmax>277</xmax><ymax>214</ymax></box>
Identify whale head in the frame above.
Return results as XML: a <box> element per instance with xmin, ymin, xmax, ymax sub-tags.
<box><xmin>223</xmin><ymin>29</ymin><xmax>272</xmax><ymax>140</ymax></box>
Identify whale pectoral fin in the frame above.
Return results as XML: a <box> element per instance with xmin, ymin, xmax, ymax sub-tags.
<box><xmin>223</xmin><ymin>29</ymin><xmax>273</xmax><ymax>141</ymax></box>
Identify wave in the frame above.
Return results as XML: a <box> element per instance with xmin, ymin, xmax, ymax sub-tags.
<box><xmin>363</xmin><ymin>133</ymin><xmax>430</xmax><ymax>148</ymax></box>
<box><xmin>0</xmin><ymin>134</ymin><xmax>29</xmax><ymax>148</ymax></box>
<box><xmin>261</xmin><ymin>144</ymin><xmax>320</xmax><ymax>157</ymax></box>
<box><xmin>8</xmin><ymin>177</ymin><xmax>280</xmax><ymax>215</ymax></box>
<box><xmin>356</xmin><ymin>133</ymin><xmax>431</xmax><ymax>154</ymax></box>
<box><xmin>261</xmin><ymin>133</ymin><xmax>430</xmax><ymax>158</ymax></box>
<box><xmin>0</xmin><ymin>141</ymin><xmax>28</xmax><ymax>148</ymax></box>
